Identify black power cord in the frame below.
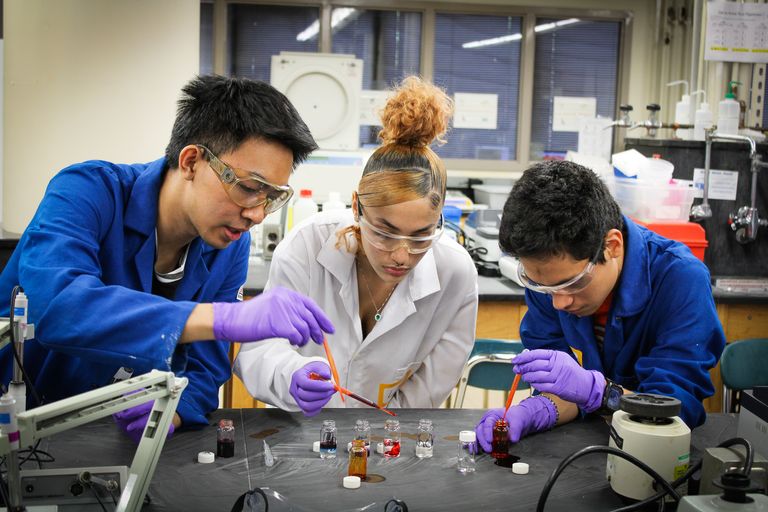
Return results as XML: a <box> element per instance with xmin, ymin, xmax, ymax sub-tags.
<box><xmin>536</xmin><ymin>445</ymin><xmax>681</xmax><ymax>512</ymax></box>
<box><xmin>537</xmin><ymin>436</ymin><xmax>756</xmax><ymax>512</ymax></box>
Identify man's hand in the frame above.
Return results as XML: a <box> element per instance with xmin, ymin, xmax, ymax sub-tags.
<box><xmin>513</xmin><ymin>349</ymin><xmax>605</xmax><ymax>412</ymax></box>
<box><xmin>213</xmin><ymin>287</ymin><xmax>334</xmax><ymax>346</ymax></box>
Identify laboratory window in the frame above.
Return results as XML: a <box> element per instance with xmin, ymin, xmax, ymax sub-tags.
<box><xmin>200</xmin><ymin>1</ymin><xmax>214</xmax><ymax>75</ymax></box>
<box><xmin>529</xmin><ymin>18</ymin><xmax>621</xmax><ymax>160</ymax></box>
<box><xmin>228</xmin><ymin>4</ymin><xmax>320</xmax><ymax>81</ymax></box>
<box><xmin>331</xmin><ymin>8</ymin><xmax>422</xmax><ymax>149</ymax></box>
<box><xmin>433</xmin><ymin>13</ymin><xmax>522</xmax><ymax>161</ymax></box>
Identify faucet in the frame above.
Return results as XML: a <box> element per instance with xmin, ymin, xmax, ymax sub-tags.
<box><xmin>693</xmin><ymin>130</ymin><xmax>768</xmax><ymax>243</ymax></box>
<box><xmin>607</xmin><ymin>104</ymin><xmax>635</xmax><ymax>129</ymax></box>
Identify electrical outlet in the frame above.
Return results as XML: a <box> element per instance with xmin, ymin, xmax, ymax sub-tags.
<box><xmin>261</xmin><ymin>223</ymin><xmax>283</xmax><ymax>261</ymax></box>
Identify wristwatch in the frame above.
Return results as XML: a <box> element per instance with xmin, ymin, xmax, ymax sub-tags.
<box><xmin>598</xmin><ymin>379</ymin><xmax>624</xmax><ymax>415</ymax></box>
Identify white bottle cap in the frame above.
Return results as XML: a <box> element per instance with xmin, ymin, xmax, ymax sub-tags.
<box><xmin>197</xmin><ymin>451</ymin><xmax>215</xmax><ymax>464</ymax></box>
<box><xmin>512</xmin><ymin>462</ymin><xmax>529</xmax><ymax>475</ymax></box>
<box><xmin>312</xmin><ymin>441</ymin><xmax>321</xmax><ymax>453</ymax></box>
<box><xmin>459</xmin><ymin>430</ymin><xmax>476</xmax><ymax>443</ymax></box>
<box><xmin>343</xmin><ymin>476</ymin><xmax>361</xmax><ymax>489</ymax></box>
<box><xmin>376</xmin><ymin>442</ymin><xmax>385</xmax><ymax>454</ymax></box>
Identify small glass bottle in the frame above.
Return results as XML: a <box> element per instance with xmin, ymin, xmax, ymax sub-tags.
<box><xmin>217</xmin><ymin>419</ymin><xmax>235</xmax><ymax>458</ymax></box>
<box><xmin>348</xmin><ymin>438</ymin><xmax>367</xmax><ymax>479</ymax></box>
<box><xmin>319</xmin><ymin>420</ymin><xmax>337</xmax><ymax>459</ymax></box>
<box><xmin>457</xmin><ymin>430</ymin><xmax>477</xmax><ymax>473</ymax></box>
<box><xmin>354</xmin><ymin>419</ymin><xmax>371</xmax><ymax>455</ymax></box>
<box><xmin>491</xmin><ymin>419</ymin><xmax>510</xmax><ymax>459</ymax></box>
<box><xmin>415</xmin><ymin>418</ymin><xmax>434</xmax><ymax>458</ymax></box>
<box><xmin>383</xmin><ymin>418</ymin><xmax>401</xmax><ymax>458</ymax></box>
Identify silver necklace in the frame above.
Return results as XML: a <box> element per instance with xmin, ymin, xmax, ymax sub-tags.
<box><xmin>358</xmin><ymin>267</ymin><xmax>396</xmax><ymax>322</ymax></box>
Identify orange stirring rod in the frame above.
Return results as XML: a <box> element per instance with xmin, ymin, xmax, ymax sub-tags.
<box><xmin>322</xmin><ymin>337</ymin><xmax>344</xmax><ymax>403</ymax></box>
<box><xmin>336</xmin><ymin>385</ymin><xmax>398</xmax><ymax>417</ymax></box>
<box><xmin>503</xmin><ymin>373</ymin><xmax>522</xmax><ymax>418</ymax></box>
<box><xmin>309</xmin><ymin>372</ymin><xmax>396</xmax><ymax>416</ymax></box>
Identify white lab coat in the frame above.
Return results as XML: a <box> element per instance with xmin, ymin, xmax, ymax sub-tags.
<box><xmin>234</xmin><ymin>209</ymin><xmax>478</xmax><ymax>410</ymax></box>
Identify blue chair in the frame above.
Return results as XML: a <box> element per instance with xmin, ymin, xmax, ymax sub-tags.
<box><xmin>454</xmin><ymin>338</ymin><xmax>530</xmax><ymax>408</ymax></box>
<box><xmin>720</xmin><ymin>338</ymin><xmax>768</xmax><ymax>413</ymax></box>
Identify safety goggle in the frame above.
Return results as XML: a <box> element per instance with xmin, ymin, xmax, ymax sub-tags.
<box><xmin>357</xmin><ymin>204</ymin><xmax>444</xmax><ymax>255</ymax></box>
<box><xmin>516</xmin><ymin>246</ymin><xmax>603</xmax><ymax>295</ymax></box>
<box><xmin>197</xmin><ymin>145</ymin><xmax>294</xmax><ymax>214</ymax></box>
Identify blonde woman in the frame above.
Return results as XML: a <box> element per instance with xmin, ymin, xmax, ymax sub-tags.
<box><xmin>235</xmin><ymin>77</ymin><xmax>478</xmax><ymax>415</ymax></box>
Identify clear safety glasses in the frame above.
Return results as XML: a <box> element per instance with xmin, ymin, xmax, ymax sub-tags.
<box><xmin>517</xmin><ymin>246</ymin><xmax>603</xmax><ymax>295</ymax></box>
<box><xmin>357</xmin><ymin>205</ymin><xmax>444</xmax><ymax>255</ymax></box>
<box><xmin>197</xmin><ymin>145</ymin><xmax>294</xmax><ymax>214</ymax></box>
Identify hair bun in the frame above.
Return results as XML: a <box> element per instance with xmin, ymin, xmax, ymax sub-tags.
<box><xmin>378</xmin><ymin>76</ymin><xmax>453</xmax><ymax>148</ymax></box>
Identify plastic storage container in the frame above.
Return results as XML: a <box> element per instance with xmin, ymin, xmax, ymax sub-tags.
<box><xmin>717</xmin><ymin>81</ymin><xmax>741</xmax><ymax>136</ymax></box>
<box><xmin>471</xmin><ymin>184</ymin><xmax>513</xmax><ymax>209</ymax></box>
<box><xmin>321</xmin><ymin>191</ymin><xmax>346</xmax><ymax>212</ymax></box>
<box><xmin>611</xmin><ymin>178</ymin><xmax>696</xmax><ymax>222</ymax></box>
<box><xmin>292</xmin><ymin>189</ymin><xmax>319</xmax><ymax>228</ymax></box>
<box><xmin>634</xmin><ymin>220</ymin><xmax>708</xmax><ymax>261</ymax></box>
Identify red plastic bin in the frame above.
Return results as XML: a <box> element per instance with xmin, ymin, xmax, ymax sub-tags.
<box><xmin>634</xmin><ymin>220</ymin><xmax>708</xmax><ymax>262</ymax></box>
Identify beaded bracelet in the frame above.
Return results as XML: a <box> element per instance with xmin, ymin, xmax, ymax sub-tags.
<box><xmin>538</xmin><ymin>394</ymin><xmax>560</xmax><ymax>427</ymax></box>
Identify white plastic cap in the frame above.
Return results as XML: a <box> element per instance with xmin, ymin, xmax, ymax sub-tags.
<box><xmin>197</xmin><ymin>451</ymin><xmax>215</xmax><ymax>464</ymax></box>
<box><xmin>312</xmin><ymin>441</ymin><xmax>320</xmax><ymax>453</ymax></box>
<box><xmin>459</xmin><ymin>430</ymin><xmax>476</xmax><ymax>443</ymax></box>
<box><xmin>376</xmin><ymin>442</ymin><xmax>384</xmax><ymax>454</ymax></box>
<box><xmin>343</xmin><ymin>476</ymin><xmax>361</xmax><ymax>489</ymax></box>
<box><xmin>512</xmin><ymin>462</ymin><xmax>529</xmax><ymax>475</ymax></box>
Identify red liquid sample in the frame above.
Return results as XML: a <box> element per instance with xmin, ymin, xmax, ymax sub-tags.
<box><xmin>383</xmin><ymin>439</ymin><xmax>400</xmax><ymax>457</ymax></box>
<box><xmin>491</xmin><ymin>419</ymin><xmax>510</xmax><ymax>459</ymax></box>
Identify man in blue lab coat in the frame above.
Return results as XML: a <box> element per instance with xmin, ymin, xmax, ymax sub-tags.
<box><xmin>0</xmin><ymin>75</ymin><xmax>334</xmax><ymax>440</ymax></box>
<box><xmin>475</xmin><ymin>161</ymin><xmax>725</xmax><ymax>452</ymax></box>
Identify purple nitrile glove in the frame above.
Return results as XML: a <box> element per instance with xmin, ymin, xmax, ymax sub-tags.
<box><xmin>512</xmin><ymin>349</ymin><xmax>606</xmax><ymax>412</ymax></box>
<box><xmin>289</xmin><ymin>361</ymin><xmax>337</xmax><ymax>417</ymax></box>
<box><xmin>213</xmin><ymin>286</ymin><xmax>334</xmax><ymax>346</ymax></box>
<box><xmin>474</xmin><ymin>395</ymin><xmax>557</xmax><ymax>453</ymax></box>
<box><xmin>113</xmin><ymin>400</ymin><xmax>175</xmax><ymax>444</ymax></box>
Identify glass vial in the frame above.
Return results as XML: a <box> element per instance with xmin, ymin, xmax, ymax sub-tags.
<box><xmin>383</xmin><ymin>418</ymin><xmax>401</xmax><ymax>458</ymax></box>
<box><xmin>354</xmin><ymin>419</ymin><xmax>371</xmax><ymax>454</ymax></box>
<box><xmin>217</xmin><ymin>419</ymin><xmax>235</xmax><ymax>458</ymax></box>
<box><xmin>319</xmin><ymin>420</ymin><xmax>337</xmax><ymax>459</ymax></box>
<box><xmin>415</xmin><ymin>418</ymin><xmax>434</xmax><ymax>458</ymax></box>
<box><xmin>491</xmin><ymin>419</ymin><xmax>510</xmax><ymax>459</ymax></box>
<box><xmin>348</xmin><ymin>438</ymin><xmax>367</xmax><ymax>479</ymax></box>
<box><xmin>457</xmin><ymin>430</ymin><xmax>477</xmax><ymax>473</ymax></box>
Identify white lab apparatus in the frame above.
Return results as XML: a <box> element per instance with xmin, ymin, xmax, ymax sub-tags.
<box><xmin>606</xmin><ymin>394</ymin><xmax>691</xmax><ymax>502</ymax></box>
<box><xmin>691</xmin><ymin>90</ymin><xmax>713</xmax><ymax>141</ymax></box>
<box><xmin>292</xmin><ymin>189</ymin><xmax>319</xmax><ymax>229</ymax></box>
<box><xmin>667</xmin><ymin>80</ymin><xmax>691</xmax><ymax>140</ymax></box>
<box><xmin>321</xmin><ymin>191</ymin><xmax>347</xmax><ymax>212</ymax></box>
<box><xmin>717</xmin><ymin>81</ymin><xmax>741</xmax><ymax>136</ymax></box>
<box><xmin>271</xmin><ymin>52</ymin><xmax>363</xmax><ymax>151</ymax></box>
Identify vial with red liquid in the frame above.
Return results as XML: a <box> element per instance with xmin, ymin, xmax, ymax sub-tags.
<box><xmin>491</xmin><ymin>419</ymin><xmax>510</xmax><ymax>459</ymax></box>
<box><xmin>217</xmin><ymin>419</ymin><xmax>235</xmax><ymax>458</ymax></box>
<box><xmin>383</xmin><ymin>418</ymin><xmax>401</xmax><ymax>458</ymax></box>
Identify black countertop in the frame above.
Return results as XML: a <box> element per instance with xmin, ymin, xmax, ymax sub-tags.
<box><xmin>33</xmin><ymin>408</ymin><xmax>737</xmax><ymax>511</ymax></box>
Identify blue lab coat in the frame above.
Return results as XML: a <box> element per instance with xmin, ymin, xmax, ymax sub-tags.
<box><xmin>520</xmin><ymin>216</ymin><xmax>725</xmax><ymax>428</ymax></box>
<box><xmin>0</xmin><ymin>158</ymin><xmax>249</xmax><ymax>427</ymax></box>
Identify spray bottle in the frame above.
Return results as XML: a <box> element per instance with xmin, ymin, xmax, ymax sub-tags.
<box><xmin>691</xmin><ymin>90</ymin><xmax>713</xmax><ymax>141</ymax></box>
<box><xmin>667</xmin><ymin>80</ymin><xmax>691</xmax><ymax>140</ymax></box>
<box><xmin>717</xmin><ymin>81</ymin><xmax>741</xmax><ymax>136</ymax></box>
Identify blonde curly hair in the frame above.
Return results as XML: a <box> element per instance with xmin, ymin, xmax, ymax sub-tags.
<box><xmin>336</xmin><ymin>76</ymin><xmax>454</xmax><ymax>252</ymax></box>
